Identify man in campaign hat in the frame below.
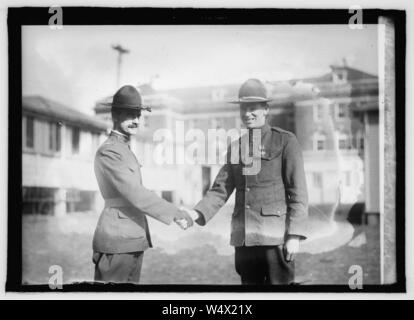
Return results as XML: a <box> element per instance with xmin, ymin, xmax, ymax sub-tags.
<box><xmin>92</xmin><ymin>85</ymin><xmax>193</xmax><ymax>283</ymax></box>
<box><xmin>185</xmin><ymin>79</ymin><xmax>309</xmax><ymax>284</ymax></box>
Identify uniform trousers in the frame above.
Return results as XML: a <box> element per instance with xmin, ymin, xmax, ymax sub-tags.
<box><xmin>93</xmin><ymin>251</ymin><xmax>144</xmax><ymax>284</ymax></box>
<box><xmin>235</xmin><ymin>245</ymin><xmax>295</xmax><ymax>285</ymax></box>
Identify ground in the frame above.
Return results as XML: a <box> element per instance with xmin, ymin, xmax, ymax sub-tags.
<box><xmin>22</xmin><ymin>212</ymin><xmax>379</xmax><ymax>286</ymax></box>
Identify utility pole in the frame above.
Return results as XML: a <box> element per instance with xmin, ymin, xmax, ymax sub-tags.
<box><xmin>112</xmin><ymin>44</ymin><xmax>130</xmax><ymax>88</ymax></box>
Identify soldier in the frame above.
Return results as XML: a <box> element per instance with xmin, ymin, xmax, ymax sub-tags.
<box><xmin>185</xmin><ymin>79</ymin><xmax>309</xmax><ymax>285</ymax></box>
<box><xmin>92</xmin><ymin>85</ymin><xmax>193</xmax><ymax>284</ymax></box>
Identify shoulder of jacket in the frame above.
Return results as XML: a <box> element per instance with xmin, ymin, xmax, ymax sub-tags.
<box><xmin>96</xmin><ymin>139</ymin><xmax>124</xmax><ymax>157</ymax></box>
<box><xmin>270</xmin><ymin>126</ymin><xmax>295</xmax><ymax>136</ymax></box>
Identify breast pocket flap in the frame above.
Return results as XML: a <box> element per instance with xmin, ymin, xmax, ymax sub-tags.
<box><xmin>261</xmin><ymin>202</ymin><xmax>286</xmax><ymax>217</ymax></box>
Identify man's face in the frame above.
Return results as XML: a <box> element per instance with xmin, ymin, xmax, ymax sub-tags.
<box><xmin>114</xmin><ymin>109</ymin><xmax>141</xmax><ymax>136</ymax></box>
<box><xmin>240</xmin><ymin>102</ymin><xmax>269</xmax><ymax>129</ymax></box>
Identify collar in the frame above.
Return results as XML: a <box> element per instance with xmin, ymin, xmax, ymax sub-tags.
<box><xmin>248</xmin><ymin>123</ymin><xmax>271</xmax><ymax>138</ymax></box>
<box><xmin>110</xmin><ymin>130</ymin><xmax>131</xmax><ymax>145</ymax></box>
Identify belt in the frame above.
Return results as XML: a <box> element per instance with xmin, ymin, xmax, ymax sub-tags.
<box><xmin>104</xmin><ymin>197</ymin><xmax>130</xmax><ymax>208</ymax></box>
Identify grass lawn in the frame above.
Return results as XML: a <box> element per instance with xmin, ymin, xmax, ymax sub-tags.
<box><xmin>22</xmin><ymin>212</ymin><xmax>380</xmax><ymax>285</ymax></box>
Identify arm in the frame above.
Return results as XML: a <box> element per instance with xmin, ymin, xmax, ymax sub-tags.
<box><xmin>282</xmin><ymin>134</ymin><xmax>309</xmax><ymax>240</ymax></box>
<box><xmin>193</xmin><ymin>163</ymin><xmax>236</xmax><ymax>225</ymax></box>
<box><xmin>97</xmin><ymin>148</ymin><xmax>183</xmax><ymax>225</ymax></box>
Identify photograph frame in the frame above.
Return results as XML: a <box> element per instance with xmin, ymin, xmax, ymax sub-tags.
<box><xmin>7</xmin><ymin>6</ymin><xmax>406</xmax><ymax>293</ymax></box>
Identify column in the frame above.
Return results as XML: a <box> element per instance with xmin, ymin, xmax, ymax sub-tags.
<box><xmin>54</xmin><ymin>188</ymin><xmax>67</xmax><ymax>217</ymax></box>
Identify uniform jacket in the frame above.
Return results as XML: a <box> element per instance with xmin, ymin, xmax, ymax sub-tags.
<box><xmin>194</xmin><ymin>124</ymin><xmax>309</xmax><ymax>247</ymax></box>
<box><xmin>92</xmin><ymin>131</ymin><xmax>180</xmax><ymax>254</ymax></box>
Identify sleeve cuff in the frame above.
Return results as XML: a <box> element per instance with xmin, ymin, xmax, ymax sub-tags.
<box><xmin>194</xmin><ymin>209</ymin><xmax>207</xmax><ymax>226</ymax></box>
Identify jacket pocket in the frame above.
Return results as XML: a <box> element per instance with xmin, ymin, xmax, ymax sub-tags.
<box><xmin>116</xmin><ymin>209</ymin><xmax>145</xmax><ymax>239</ymax></box>
<box><xmin>261</xmin><ymin>201</ymin><xmax>287</xmax><ymax>217</ymax></box>
<box><xmin>117</xmin><ymin>211</ymin><xmax>130</xmax><ymax>219</ymax></box>
<box><xmin>261</xmin><ymin>147</ymin><xmax>282</xmax><ymax>161</ymax></box>
<box><xmin>117</xmin><ymin>207</ymin><xmax>138</xmax><ymax>220</ymax></box>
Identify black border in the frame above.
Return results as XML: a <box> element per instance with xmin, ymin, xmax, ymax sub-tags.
<box><xmin>7</xmin><ymin>7</ymin><xmax>406</xmax><ymax>293</ymax></box>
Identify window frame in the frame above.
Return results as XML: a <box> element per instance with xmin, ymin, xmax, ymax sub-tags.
<box><xmin>313</xmin><ymin>132</ymin><xmax>326</xmax><ymax>151</ymax></box>
<box><xmin>46</xmin><ymin>121</ymin><xmax>62</xmax><ymax>155</ymax></box>
<box><xmin>335</xmin><ymin>102</ymin><xmax>348</xmax><ymax>120</ymax></box>
<box><xmin>313</xmin><ymin>103</ymin><xmax>324</xmax><ymax>122</ymax></box>
<box><xmin>23</xmin><ymin>115</ymin><xmax>35</xmax><ymax>152</ymax></box>
<box><xmin>71</xmin><ymin>126</ymin><xmax>80</xmax><ymax>155</ymax></box>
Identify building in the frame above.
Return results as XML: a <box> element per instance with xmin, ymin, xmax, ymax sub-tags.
<box><xmin>93</xmin><ymin>62</ymin><xmax>379</xmax><ymax>222</ymax></box>
<box><xmin>281</xmin><ymin>63</ymin><xmax>378</xmax><ymax>209</ymax></box>
<box><xmin>22</xmin><ymin>96</ymin><xmax>108</xmax><ymax>216</ymax></box>
<box><xmin>288</xmin><ymin>63</ymin><xmax>379</xmax><ymax>222</ymax></box>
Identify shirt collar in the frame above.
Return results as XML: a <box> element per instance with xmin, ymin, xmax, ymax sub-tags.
<box><xmin>110</xmin><ymin>129</ymin><xmax>131</xmax><ymax>145</ymax></box>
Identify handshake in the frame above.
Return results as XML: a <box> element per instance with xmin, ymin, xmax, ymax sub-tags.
<box><xmin>173</xmin><ymin>207</ymin><xmax>200</xmax><ymax>230</ymax></box>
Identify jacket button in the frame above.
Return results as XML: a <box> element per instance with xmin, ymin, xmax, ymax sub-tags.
<box><xmin>245</xmin><ymin>187</ymin><xmax>250</xmax><ymax>192</ymax></box>
<box><xmin>245</xmin><ymin>205</ymin><xmax>250</xmax><ymax>209</ymax></box>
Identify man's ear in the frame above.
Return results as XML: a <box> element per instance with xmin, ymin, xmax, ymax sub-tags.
<box><xmin>263</xmin><ymin>107</ymin><xmax>269</xmax><ymax>116</ymax></box>
<box><xmin>111</xmin><ymin>110</ymin><xmax>119</xmax><ymax>123</ymax></box>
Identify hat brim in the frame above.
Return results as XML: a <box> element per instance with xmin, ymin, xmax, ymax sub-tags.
<box><xmin>228</xmin><ymin>98</ymin><xmax>273</xmax><ymax>104</ymax></box>
<box><xmin>102</xmin><ymin>102</ymin><xmax>152</xmax><ymax>112</ymax></box>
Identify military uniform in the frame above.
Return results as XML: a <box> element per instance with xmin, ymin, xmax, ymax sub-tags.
<box><xmin>194</xmin><ymin>124</ymin><xmax>309</xmax><ymax>284</ymax></box>
<box><xmin>92</xmin><ymin>130</ymin><xmax>182</xmax><ymax>283</ymax></box>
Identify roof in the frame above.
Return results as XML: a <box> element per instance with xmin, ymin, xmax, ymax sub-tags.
<box><xmin>23</xmin><ymin>96</ymin><xmax>108</xmax><ymax>131</ymax></box>
<box><xmin>93</xmin><ymin>65</ymin><xmax>378</xmax><ymax>115</ymax></box>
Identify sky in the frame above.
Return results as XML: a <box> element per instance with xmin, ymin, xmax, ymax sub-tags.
<box><xmin>22</xmin><ymin>25</ymin><xmax>378</xmax><ymax>115</ymax></box>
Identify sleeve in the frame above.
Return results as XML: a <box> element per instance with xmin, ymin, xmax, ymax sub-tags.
<box><xmin>193</xmin><ymin>163</ymin><xmax>236</xmax><ymax>226</ymax></box>
<box><xmin>97</xmin><ymin>148</ymin><xmax>180</xmax><ymax>225</ymax></box>
<box><xmin>282</xmin><ymin>134</ymin><xmax>309</xmax><ymax>239</ymax></box>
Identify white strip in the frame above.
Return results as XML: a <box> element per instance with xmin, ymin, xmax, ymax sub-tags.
<box><xmin>378</xmin><ymin>23</ymin><xmax>386</xmax><ymax>285</ymax></box>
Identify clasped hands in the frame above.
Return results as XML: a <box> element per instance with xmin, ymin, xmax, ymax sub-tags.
<box><xmin>173</xmin><ymin>207</ymin><xmax>300</xmax><ymax>261</ymax></box>
<box><xmin>173</xmin><ymin>207</ymin><xmax>200</xmax><ymax>230</ymax></box>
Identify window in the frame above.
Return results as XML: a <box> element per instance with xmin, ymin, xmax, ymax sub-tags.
<box><xmin>25</xmin><ymin>116</ymin><xmax>34</xmax><ymax>149</ymax></box>
<box><xmin>47</xmin><ymin>121</ymin><xmax>61</xmax><ymax>153</ymax></box>
<box><xmin>72</xmin><ymin>127</ymin><xmax>80</xmax><ymax>154</ymax></box>
<box><xmin>211</xmin><ymin>88</ymin><xmax>226</xmax><ymax>102</ymax></box>
<box><xmin>210</xmin><ymin>118</ymin><xmax>222</xmax><ymax>129</ymax></box>
<box><xmin>313</xmin><ymin>132</ymin><xmax>326</xmax><ymax>151</ymax></box>
<box><xmin>56</xmin><ymin>124</ymin><xmax>61</xmax><ymax>151</ymax></box>
<box><xmin>338</xmin><ymin>139</ymin><xmax>347</xmax><ymax>149</ymax></box>
<box><xmin>313</xmin><ymin>104</ymin><xmax>324</xmax><ymax>122</ymax></box>
<box><xmin>22</xmin><ymin>187</ymin><xmax>55</xmax><ymax>215</ymax></box>
<box><xmin>313</xmin><ymin>172</ymin><xmax>323</xmax><ymax>188</ymax></box>
<box><xmin>336</xmin><ymin>103</ymin><xmax>347</xmax><ymax>119</ymax></box>
<box><xmin>317</xmin><ymin>140</ymin><xmax>325</xmax><ymax>150</ymax></box>
<box><xmin>336</xmin><ymin>132</ymin><xmax>349</xmax><ymax>150</ymax></box>
<box><xmin>333</xmin><ymin>70</ymin><xmax>347</xmax><ymax>83</ymax></box>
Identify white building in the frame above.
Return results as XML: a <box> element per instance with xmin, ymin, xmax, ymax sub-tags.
<box><xmin>22</xmin><ymin>96</ymin><xmax>107</xmax><ymax>216</ymax></box>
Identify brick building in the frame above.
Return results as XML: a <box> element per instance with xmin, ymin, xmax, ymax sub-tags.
<box><xmin>91</xmin><ymin>62</ymin><xmax>379</xmax><ymax>220</ymax></box>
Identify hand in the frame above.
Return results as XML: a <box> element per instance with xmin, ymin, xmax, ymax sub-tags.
<box><xmin>283</xmin><ymin>236</ymin><xmax>300</xmax><ymax>262</ymax></box>
<box><xmin>174</xmin><ymin>218</ymin><xmax>189</xmax><ymax>230</ymax></box>
<box><xmin>180</xmin><ymin>207</ymin><xmax>200</xmax><ymax>222</ymax></box>
<box><xmin>174</xmin><ymin>209</ymin><xmax>193</xmax><ymax>230</ymax></box>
